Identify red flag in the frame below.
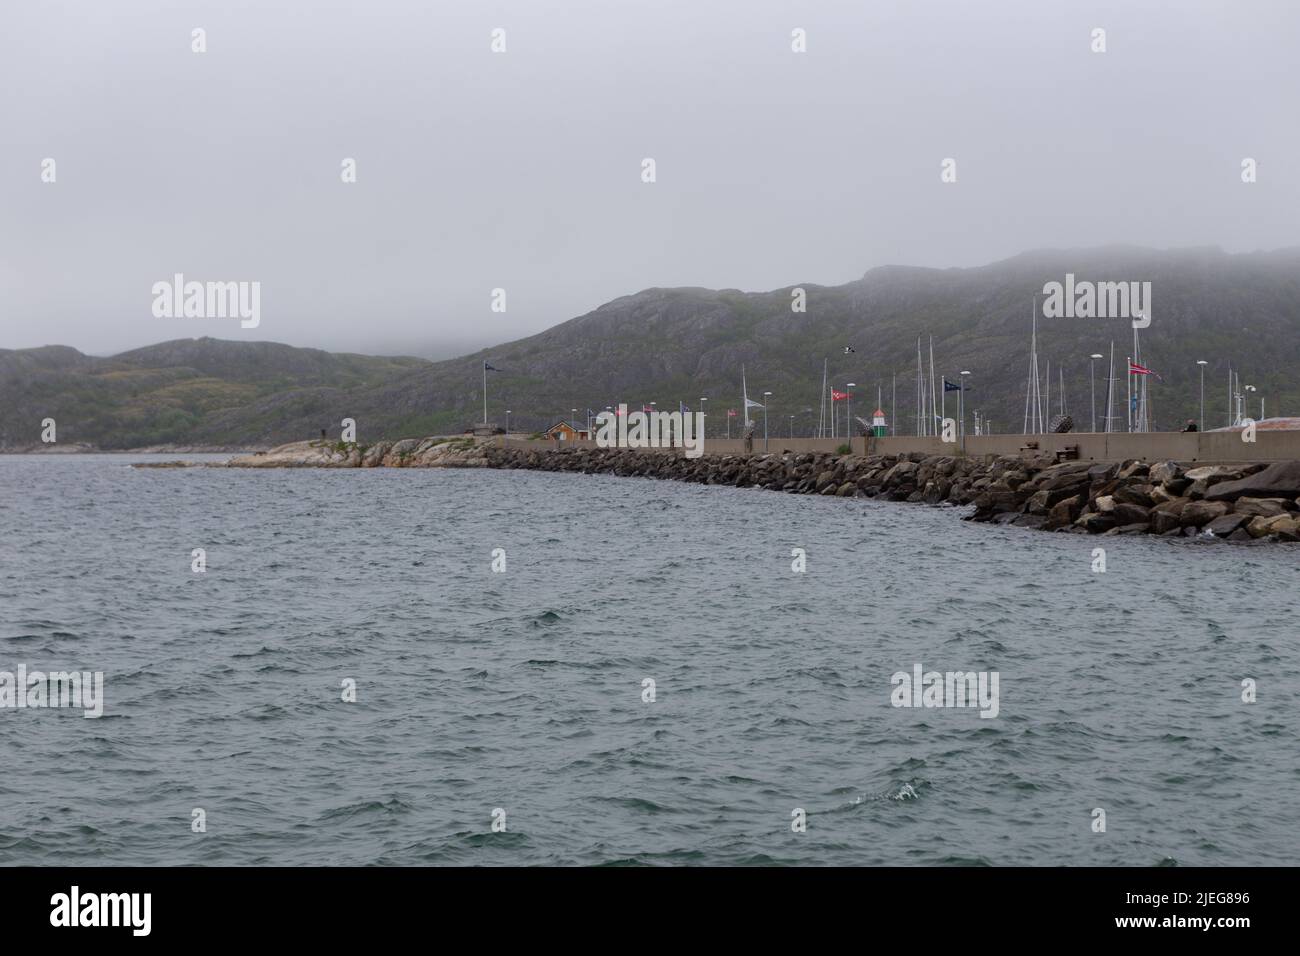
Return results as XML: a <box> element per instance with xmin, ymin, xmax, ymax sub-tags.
<box><xmin>1129</xmin><ymin>362</ymin><xmax>1153</xmax><ymax>375</ymax></box>
<box><xmin>641</xmin><ymin>404</ymin><xmax>653</xmax><ymax>413</ymax></box>
<box><xmin>727</xmin><ymin>409</ymin><xmax>737</xmax><ymax>417</ymax></box>
<box><xmin>831</xmin><ymin>389</ymin><xmax>850</xmax><ymax>401</ymax></box>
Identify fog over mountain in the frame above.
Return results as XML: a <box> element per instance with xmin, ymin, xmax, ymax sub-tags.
<box><xmin>4</xmin><ymin>245</ymin><xmax>1297</xmax><ymax>448</ymax></box>
<box><xmin>2</xmin><ymin>0</ymin><xmax>1297</xmax><ymax>358</ymax></box>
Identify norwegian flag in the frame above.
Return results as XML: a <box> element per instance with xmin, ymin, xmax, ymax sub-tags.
<box><xmin>641</xmin><ymin>404</ymin><xmax>654</xmax><ymax>413</ymax></box>
<box><xmin>727</xmin><ymin>409</ymin><xmax>737</xmax><ymax>417</ymax></box>
<box><xmin>831</xmin><ymin>389</ymin><xmax>850</xmax><ymax>401</ymax></box>
<box><xmin>1129</xmin><ymin>362</ymin><xmax>1163</xmax><ymax>381</ymax></box>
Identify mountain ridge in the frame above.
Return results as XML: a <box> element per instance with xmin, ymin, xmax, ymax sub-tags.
<box><xmin>4</xmin><ymin>245</ymin><xmax>1298</xmax><ymax>448</ymax></box>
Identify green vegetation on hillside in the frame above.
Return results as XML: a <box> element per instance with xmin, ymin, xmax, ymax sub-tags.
<box><xmin>4</xmin><ymin>248</ymin><xmax>1298</xmax><ymax>449</ymax></box>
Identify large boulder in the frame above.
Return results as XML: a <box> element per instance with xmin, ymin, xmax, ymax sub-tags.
<box><xmin>1185</xmin><ymin>465</ymin><xmax>1244</xmax><ymax>482</ymax></box>
<box><xmin>881</xmin><ymin>460</ymin><xmax>918</xmax><ymax>485</ymax></box>
<box><xmin>1205</xmin><ymin>513</ymin><xmax>1250</xmax><ymax>537</ymax></box>
<box><xmin>1110</xmin><ymin>502</ymin><xmax>1151</xmax><ymax>527</ymax></box>
<box><xmin>1112</xmin><ymin>483</ymin><xmax>1155</xmax><ymax>507</ymax></box>
<box><xmin>1150</xmin><ymin>503</ymin><xmax>1186</xmax><ymax>534</ymax></box>
<box><xmin>1150</xmin><ymin>484</ymin><xmax>1180</xmax><ymax>504</ymax></box>
<box><xmin>1186</xmin><ymin>465</ymin><xmax>1245</xmax><ymax>498</ymax></box>
<box><xmin>1246</xmin><ymin>514</ymin><xmax>1300</xmax><ymax>539</ymax></box>
<box><xmin>1232</xmin><ymin>496</ymin><xmax>1293</xmax><ymax>518</ymax></box>
<box><xmin>1206</xmin><ymin>461</ymin><xmax>1300</xmax><ymax>502</ymax></box>
<box><xmin>1075</xmin><ymin>512</ymin><xmax>1117</xmax><ymax>533</ymax></box>
<box><xmin>1148</xmin><ymin>460</ymin><xmax>1183</xmax><ymax>484</ymax></box>
<box><xmin>1044</xmin><ymin>494</ymin><xmax>1084</xmax><ymax>530</ymax></box>
<box><xmin>973</xmin><ymin>490</ymin><xmax>1022</xmax><ymax>515</ymax></box>
<box><xmin>1026</xmin><ymin>485</ymin><xmax>1083</xmax><ymax>513</ymax></box>
<box><xmin>1181</xmin><ymin>500</ymin><xmax>1228</xmax><ymax>527</ymax></box>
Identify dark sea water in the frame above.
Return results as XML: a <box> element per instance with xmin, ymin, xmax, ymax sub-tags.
<box><xmin>1</xmin><ymin>454</ymin><xmax>1298</xmax><ymax>866</ymax></box>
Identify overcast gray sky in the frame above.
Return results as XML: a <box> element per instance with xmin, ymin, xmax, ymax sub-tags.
<box><xmin>2</xmin><ymin>0</ymin><xmax>1296</xmax><ymax>358</ymax></box>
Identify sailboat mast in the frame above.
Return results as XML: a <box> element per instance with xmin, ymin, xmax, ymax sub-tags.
<box><xmin>1104</xmin><ymin>341</ymin><xmax>1115</xmax><ymax>434</ymax></box>
<box><xmin>929</xmin><ymin>337</ymin><xmax>937</xmax><ymax>437</ymax></box>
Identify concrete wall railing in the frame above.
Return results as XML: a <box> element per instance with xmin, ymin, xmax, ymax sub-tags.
<box><xmin>496</xmin><ymin>431</ymin><xmax>1300</xmax><ymax>463</ymax></box>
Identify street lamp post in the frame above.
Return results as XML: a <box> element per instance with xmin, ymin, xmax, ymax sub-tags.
<box><xmin>789</xmin><ymin>414</ymin><xmax>795</xmax><ymax>438</ymax></box>
<box><xmin>763</xmin><ymin>391</ymin><xmax>772</xmax><ymax>450</ymax></box>
<box><xmin>846</xmin><ymin>382</ymin><xmax>856</xmax><ymax>450</ymax></box>
<box><xmin>1196</xmin><ymin>360</ymin><xmax>1208</xmax><ymax>432</ymax></box>
<box><xmin>959</xmin><ymin>371</ymin><xmax>971</xmax><ymax>452</ymax></box>
<box><xmin>1089</xmin><ymin>354</ymin><xmax>1103</xmax><ymax>432</ymax></box>
<box><xmin>699</xmin><ymin>397</ymin><xmax>707</xmax><ymax>439</ymax></box>
<box><xmin>505</xmin><ymin>409</ymin><xmax>511</xmax><ymax>439</ymax></box>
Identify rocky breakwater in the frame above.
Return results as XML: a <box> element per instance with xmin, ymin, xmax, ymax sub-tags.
<box><xmin>965</xmin><ymin>457</ymin><xmax>1300</xmax><ymax>541</ymax></box>
<box><xmin>482</xmin><ymin>445</ymin><xmax>1300</xmax><ymax>543</ymax></box>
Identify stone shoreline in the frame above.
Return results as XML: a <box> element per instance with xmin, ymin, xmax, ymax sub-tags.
<box><xmin>482</xmin><ymin>446</ymin><xmax>1300</xmax><ymax>542</ymax></box>
<box><xmin>136</xmin><ymin>437</ymin><xmax>1300</xmax><ymax>542</ymax></box>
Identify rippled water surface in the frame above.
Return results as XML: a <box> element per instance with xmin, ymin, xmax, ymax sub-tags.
<box><xmin>2</xmin><ymin>454</ymin><xmax>1298</xmax><ymax>866</ymax></box>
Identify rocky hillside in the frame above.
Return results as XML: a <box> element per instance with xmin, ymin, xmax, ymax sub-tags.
<box><xmin>5</xmin><ymin>246</ymin><xmax>1299</xmax><ymax>448</ymax></box>
<box><xmin>0</xmin><ymin>339</ymin><xmax>427</xmax><ymax>449</ymax></box>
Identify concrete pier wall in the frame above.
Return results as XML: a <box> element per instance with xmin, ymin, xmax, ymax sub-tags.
<box><xmin>504</xmin><ymin>430</ymin><xmax>1300</xmax><ymax>463</ymax></box>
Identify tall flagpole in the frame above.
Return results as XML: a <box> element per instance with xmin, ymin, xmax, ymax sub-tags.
<box><xmin>1105</xmin><ymin>341</ymin><xmax>1115</xmax><ymax>433</ymax></box>
<box><xmin>818</xmin><ymin>358</ymin><xmax>827</xmax><ymax>438</ymax></box>
<box><xmin>482</xmin><ymin>360</ymin><xmax>488</xmax><ymax>424</ymax></box>
<box><xmin>916</xmin><ymin>337</ymin><xmax>923</xmax><ymax>436</ymax></box>
<box><xmin>1045</xmin><ymin>358</ymin><xmax>1050</xmax><ymax>425</ymax></box>
<box><xmin>1126</xmin><ymin>354</ymin><xmax>1133</xmax><ymax>432</ymax></box>
<box><xmin>1227</xmin><ymin>364</ymin><xmax>1232</xmax><ymax>427</ymax></box>
<box><xmin>929</xmin><ymin>337</ymin><xmax>937</xmax><ymax>437</ymax></box>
